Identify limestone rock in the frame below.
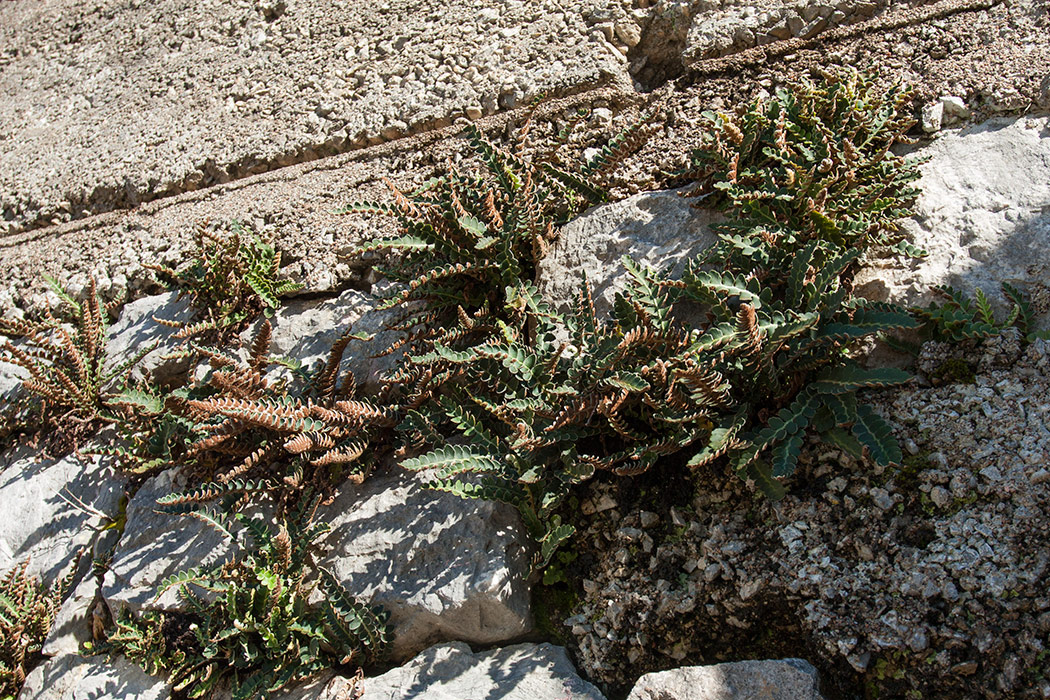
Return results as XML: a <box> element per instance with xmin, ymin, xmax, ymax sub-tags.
<box><xmin>538</xmin><ymin>188</ymin><xmax>719</xmax><ymax>319</ymax></box>
<box><xmin>315</xmin><ymin>471</ymin><xmax>533</xmax><ymax>661</ymax></box>
<box><xmin>102</xmin><ymin>468</ymin><xmax>252</xmax><ymax>613</ymax></box>
<box><xmin>105</xmin><ymin>291</ymin><xmax>195</xmax><ymax>386</ymax></box>
<box><xmin>0</xmin><ymin>356</ymin><xmax>25</xmax><ymax>403</ymax></box>
<box><xmin>241</xmin><ymin>288</ymin><xmax>401</xmax><ymax>393</ymax></box>
<box><xmin>309</xmin><ymin>642</ymin><xmax>605</xmax><ymax>700</ymax></box>
<box><xmin>0</xmin><ymin>446</ymin><xmax>125</xmax><ymax>585</ymax></box>
<box><xmin>103</xmin><ymin>467</ymin><xmax>531</xmax><ymax>661</ymax></box>
<box><xmin>626</xmin><ymin>659</ymin><xmax>824</xmax><ymax>700</ymax></box>
<box><xmin>41</xmin><ymin>573</ymin><xmax>102</xmax><ymax>657</ymax></box>
<box><xmin>18</xmin><ymin>653</ymin><xmax>170</xmax><ymax>700</ymax></box>
<box><xmin>855</xmin><ymin>115</ymin><xmax>1050</xmax><ymax>331</ymax></box>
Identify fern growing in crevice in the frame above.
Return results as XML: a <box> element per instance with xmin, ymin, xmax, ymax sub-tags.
<box><xmin>344</xmin><ymin>118</ymin><xmax>647</xmax><ymax>364</ymax></box>
<box><xmin>0</xmin><ymin>276</ymin><xmax>155</xmax><ymax>425</ymax></box>
<box><xmin>683</xmin><ymin>67</ymin><xmax>926</xmax><ymax>262</ymax></box>
<box><xmin>1</xmin><ymin>559</ymin><xmax>77</xmax><ymax>699</ymax></box>
<box><xmin>93</xmin><ymin>494</ymin><xmax>390</xmax><ymax>700</ymax></box>
<box><xmin>148</xmin><ymin>221</ymin><xmax>302</xmax><ymax>342</ymax></box>
<box><xmin>159</xmin><ymin>320</ymin><xmax>395</xmax><ymax>510</ymax></box>
<box><xmin>386</xmin><ymin>71</ymin><xmax>920</xmax><ymax>564</ymax></box>
<box><xmin>912</xmin><ymin>282</ymin><xmax>1050</xmax><ymax>343</ymax></box>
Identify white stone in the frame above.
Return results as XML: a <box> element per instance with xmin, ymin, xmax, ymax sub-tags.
<box><xmin>538</xmin><ymin>188</ymin><xmax>720</xmax><ymax>319</ymax></box>
<box><xmin>0</xmin><ymin>446</ymin><xmax>125</xmax><ymax>586</ymax></box>
<box><xmin>306</xmin><ymin>642</ymin><xmax>605</xmax><ymax>700</ymax></box>
<box><xmin>18</xmin><ymin>653</ymin><xmax>170</xmax><ymax>700</ymax></box>
<box><xmin>627</xmin><ymin>659</ymin><xmax>825</xmax><ymax>700</ymax></box>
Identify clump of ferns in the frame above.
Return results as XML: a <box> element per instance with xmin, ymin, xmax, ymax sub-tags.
<box><xmin>0</xmin><ymin>276</ymin><xmax>155</xmax><ymax>444</ymax></box>
<box><xmin>400</xmin><ymin>251</ymin><xmax>916</xmax><ymax>566</ymax></box>
<box><xmin>1</xmin><ymin>559</ymin><xmax>76</xmax><ymax>699</ymax></box>
<box><xmin>156</xmin><ymin>320</ymin><xmax>396</xmax><ymax>511</ymax></box>
<box><xmin>343</xmin><ymin>117</ymin><xmax>647</xmax><ymax>362</ymax></box>
<box><xmin>148</xmin><ymin>221</ymin><xmax>303</xmax><ymax>342</ymax></box>
<box><xmin>682</xmin><ymin>67</ymin><xmax>927</xmax><ymax>263</ymax></box>
<box><xmin>91</xmin><ymin>385</ymin><xmax>202</xmax><ymax>477</ymax></box>
<box><xmin>912</xmin><ymin>282</ymin><xmax>1050</xmax><ymax>344</ymax></box>
<box><xmin>93</xmin><ymin>493</ymin><xmax>391</xmax><ymax>700</ymax></box>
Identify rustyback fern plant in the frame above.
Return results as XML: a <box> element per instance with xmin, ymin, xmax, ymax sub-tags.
<box><xmin>96</xmin><ymin>495</ymin><xmax>390</xmax><ymax>700</ymax></box>
<box><xmin>158</xmin><ymin>320</ymin><xmax>394</xmax><ymax>510</ymax></box>
<box><xmin>344</xmin><ymin>119</ymin><xmax>646</xmax><ymax>352</ymax></box>
<box><xmin>684</xmin><ymin>67</ymin><xmax>926</xmax><ymax>262</ymax></box>
<box><xmin>92</xmin><ymin>386</ymin><xmax>202</xmax><ymax>476</ymax></box>
<box><xmin>0</xmin><ymin>276</ymin><xmax>155</xmax><ymax>423</ymax></box>
<box><xmin>1</xmin><ymin>559</ymin><xmax>75</xmax><ymax>700</ymax></box>
<box><xmin>149</xmin><ymin>221</ymin><xmax>302</xmax><ymax>340</ymax></box>
<box><xmin>388</xmin><ymin>71</ymin><xmax>921</xmax><ymax>565</ymax></box>
<box><xmin>913</xmin><ymin>282</ymin><xmax>1050</xmax><ymax>343</ymax></box>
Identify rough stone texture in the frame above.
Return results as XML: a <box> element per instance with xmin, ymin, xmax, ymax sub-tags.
<box><xmin>242</xmin><ymin>288</ymin><xmax>401</xmax><ymax>393</ymax></box>
<box><xmin>316</xmin><ymin>471</ymin><xmax>534</xmax><ymax>661</ymax></box>
<box><xmin>0</xmin><ymin>0</ymin><xmax>627</xmax><ymax>235</ymax></box>
<box><xmin>18</xmin><ymin>653</ymin><xmax>170</xmax><ymax>700</ymax></box>
<box><xmin>104</xmin><ymin>467</ymin><xmax>532</xmax><ymax>661</ymax></box>
<box><xmin>566</xmin><ymin>336</ymin><xmax>1050</xmax><ymax>698</ymax></box>
<box><xmin>41</xmin><ymin>573</ymin><xmax>102</xmax><ymax>657</ymax></box>
<box><xmin>626</xmin><ymin>659</ymin><xmax>825</xmax><ymax>700</ymax></box>
<box><xmin>0</xmin><ymin>446</ymin><xmax>125</xmax><ymax>585</ymax></box>
<box><xmin>538</xmin><ymin>188</ymin><xmax>719</xmax><ymax>318</ymax></box>
<box><xmin>102</xmin><ymin>467</ymin><xmax>254</xmax><ymax>613</ymax></box>
<box><xmin>104</xmin><ymin>291</ymin><xmax>195</xmax><ymax>385</ymax></box>
<box><xmin>307</xmin><ymin>642</ymin><xmax>606</xmax><ymax>700</ymax></box>
<box><xmin>856</xmin><ymin>114</ymin><xmax>1050</xmax><ymax>329</ymax></box>
<box><xmin>0</xmin><ymin>358</ymin><xmax>25</xmax><ymax>403</ymax></box>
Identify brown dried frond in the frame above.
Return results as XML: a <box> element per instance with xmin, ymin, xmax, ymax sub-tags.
<box><xmin>218</xmin><ymin>442</ymin><xmax>281</xmax><ymax>483</ymax></box>
<box><xmin>315</xmin><ymin>333</ymin><xmax>353</xmax><ymax>401</ymax></box>
<box><xmin>310</xmin><ymin>440</ymin><xmax>367</xmax><ymax>466</ymax></box>
<box><xmin>249</xmin><ymin>320</ymin><xmax>272</xmax><ymax>371</ymax></box>
<box><xmin>383</xmin><ymin>177</ymin><xmax>421</xmax><ymax>219</ymax></box>
<box><xmin>548</xmin><ymin>396</ymin><xmax>599</xmax><ymax>432</ymax></box>
<box><xmin>210</xmin><ymin>366</ymin><xmax>270</xmax><ymax>399</ymax></box>
<box><xmin>483</xmin><ymin>190</ymin><xmax>504</xmax><ymax>230</ymax></box>
<box><xmin>333</xmin><ymin>400</ymin><xmax>394</xmax><ymax>424</ymax></box>
<box><xmin>736</xmin><ymin>303</ymin><xmax>763</xmax><ymax>369</ymax></box>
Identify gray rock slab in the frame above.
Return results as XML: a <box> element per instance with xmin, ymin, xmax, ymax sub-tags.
<box><xmin>102</xmin><ymin>468</ymin><xmax>253</xmax><ymax>613</ymax></box>
<box><xmin>0</xmin><ymin>358</ymin><xmax>26</xmax><ymax>403</ymax></box>
<box><xmin>242</xmin><ymin>288</ymin><xmax>401</xmax><ymax>394</ymax></box>
<box><xmin>0</xmin><ymin>446</ymin><xmax>125</xmax><ymax>586</ymax></box>
<box><xmin>315</xmin><ymin>472</ymin><xmax>533</xmax><ymax>661</ymax></box>
<box><xmin>18</xmin><ymin>653</ymin><xmax>170</xmax><ymax>700</ymax></box>
<box><xmin>855</xmin><ymin>115</ymin><xmax>1050</xmax><ymax>330</ymax></box>
<box><xmin>41</xmin><ymin>573</ymin><xmax>101</xmax><ymax>657</ymax></box>
<box><xmin>626</xmin><ymin>659</ymin><xmax>825</xmax><ymax>700</ymax></box>
<box><xmin>0</xmin><ymin>0</ymin><xmax>626</xmax><ymax>234</ymax></box>
<box><xmin>538</xmin><ymin>188</ymin><xmax>720</xmax><ymax>318</ymax></box>
<box><xmin>104</xmin><ymin>467</ymin><xmax>532</xmax><ymax>661</ymax></box>
<box><xmin>105</xmin><ymin>291</ymin><xmax>195</xmax><ymax>386</ymax></box>
<box><xmin>308</xmin><ymin>642</ymin><xmax>605</xmax><ymax>700</ymax></box>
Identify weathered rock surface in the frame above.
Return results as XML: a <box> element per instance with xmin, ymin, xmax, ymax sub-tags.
<box><xmin>568</xmin><ymin>336</ymin><xmax>1050</xmax><ymax>698</ymax></box>
<box><xmin>104</xmin><ymin>291</ymin><xmax>195</xmax><ymax>385</ymax></box>
<box><xmin>103</xmin><ymin>467</ymin><xmax>532</xmax><ymax>660</ymax></box>
<box><xmin>539</xmin><ymin>188</ymin><xmax>719</xmax><ymax>318</ymax></box>
<box><xmin>311</xmin><ymin>642</ymin><xmax>606</xmax><ymax>700</ymax></box>
<box><xmin>41</xmin><ymin>574</ymin><xmax>102</xmax><ymax>657</ymax></box>
<box><xmin>0</xmin><ymin>0</ymin><xmax>626</xmax><ymax>235</ymax></box>
<box><xmin>856</xmin><ymin>114</ymin><xmax>1050</xmax><ymax>329</ymax></box>
<box><xmin>242</xmin><ymin>288</ymin><xmax>401</xmax><ymax>393</ymax></box>
<box><xmin>316</xmin><ymin>471</ymin><xmax>533</xmax><ymax>661</ymax></box>
<box><xmin>0</xmin><ymin>446</ymin><xmax>125</xmax><ymax>585</ymax></box>
<box><xmin>626</xmin><ymin>659</ymin><xmax>825</xmax><ymax>700</ymax></box>
<box><xmin>102</xmin><ymin>468</ymin><xmax>252</xmax><ymax>613</ymax></box>
<box><xmin>18</xmin><ymin>653</ymin><xmax>170</xmax><ymax>700</ymax></box>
